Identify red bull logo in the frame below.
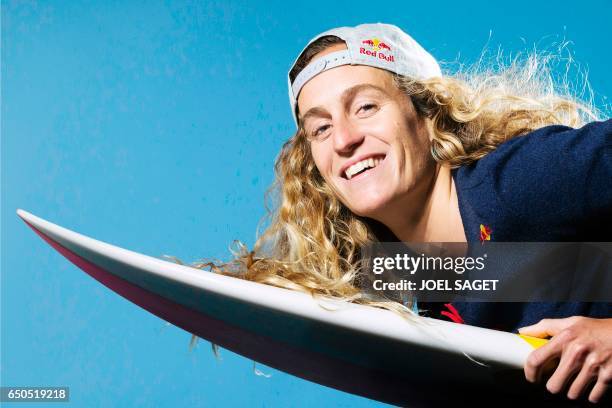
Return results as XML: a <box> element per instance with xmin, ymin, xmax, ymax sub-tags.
<box><xmin>360</xmin><ymin>37</ymin><xmax>394</xmax><ymax>62</ymax></box>
<box><xmin>479</xmin><ymin>224</ymin><xmax>492</xmax><ymax>243</ymax></box>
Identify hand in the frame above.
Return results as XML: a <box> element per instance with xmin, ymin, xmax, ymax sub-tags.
<box><xmin>518</xmin><ymin>316</ymin><xmax>612</xmax><ymax>404</ymax></box>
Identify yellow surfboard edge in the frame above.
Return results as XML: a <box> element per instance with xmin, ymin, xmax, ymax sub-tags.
<box><xmin>518</xmin><ymin>334</ymin><xmax>549</xmax><ymax>349</ymax></box>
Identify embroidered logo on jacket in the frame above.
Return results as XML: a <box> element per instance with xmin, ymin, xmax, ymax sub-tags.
<box><xmin>440</xmin><ymin>303</ymin><xmax>464</xmax><ymax>324</ymax></box>
<box><xmin>479</xmin><ymin>224</ymin><xmax>492</xmax><ymax>243</ymax></box>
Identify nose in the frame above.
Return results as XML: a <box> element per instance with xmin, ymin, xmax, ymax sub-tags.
<box><xmin>332</xmin><ymin>116</ymin><xmax>364</xmax><ymax>154</ymax></box>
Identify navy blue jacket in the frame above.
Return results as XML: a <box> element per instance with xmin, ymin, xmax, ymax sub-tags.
<box><xmin>423</xmin><ymin>119</ymin><xmax>612</xmax><ymax>331</ymax></box>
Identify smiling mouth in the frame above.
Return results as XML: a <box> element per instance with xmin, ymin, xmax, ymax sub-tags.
<box><xmin>342</xmin><ymin>155</ymin><xmax>386</xmax><ymax>180</ymax></box>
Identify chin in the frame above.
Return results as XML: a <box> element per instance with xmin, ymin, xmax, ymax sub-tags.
<box><xmin>347</xmin><ymin>198</ymin><xmax>388</xmax><ymax>218</ymax></box>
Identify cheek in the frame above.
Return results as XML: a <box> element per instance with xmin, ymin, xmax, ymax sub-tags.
<box><xmin>309</xmin><ymin>142</ymin><xmax>333</xmax><ymax>178</ymax></box>
<box><xmin>398</xmin><ymin>116</ymin><xmax>431</xmax><ymax>156</ymax></box>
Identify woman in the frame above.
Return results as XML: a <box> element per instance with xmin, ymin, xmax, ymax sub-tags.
<box><xmin>203</xmin><ymin>23</ymin><xmax>612</xmax><ymax>403</ymax></box>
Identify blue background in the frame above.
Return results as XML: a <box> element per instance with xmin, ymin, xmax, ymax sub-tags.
<box><xmin>2</xmin><ymin>1</ymin><xmax>610</xmax><ymax>406</ymax></box>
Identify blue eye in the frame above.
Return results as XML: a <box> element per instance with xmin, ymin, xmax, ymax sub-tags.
<box><xmin>357</xmin><ymin>103</ymin><xmax>377</xmax><ymax>115</ymax></box>
<box><xmin>313</xmin><ymin>124</ymin><xmax>331</xmax><ymax>137</ymax></box>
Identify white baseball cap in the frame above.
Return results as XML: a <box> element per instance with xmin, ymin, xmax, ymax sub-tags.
<box><xmin>288</xmin><ymin>23</ymin><xmax>442</xmax><ymax>127</ymax></box>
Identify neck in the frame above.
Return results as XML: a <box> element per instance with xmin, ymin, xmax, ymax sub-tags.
<box><xmin>377</xmin><ymin>165</ymin><xmax>466</xmax><ymax>243</ymax></box>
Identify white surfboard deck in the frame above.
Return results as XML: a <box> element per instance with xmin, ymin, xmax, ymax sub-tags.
<box><xmin>18</xmin><ymin>209</ymin><xmax>579</xmax><ymax>406</ymax></box>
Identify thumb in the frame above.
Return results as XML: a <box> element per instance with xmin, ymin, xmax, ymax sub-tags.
<box><xmin>518</xmin><ymin>317</ymin><xmax>573</xmax><ymax>338</ymax></box>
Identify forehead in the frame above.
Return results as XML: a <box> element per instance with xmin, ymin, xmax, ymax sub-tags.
<box><xmin>297</xmin><ymin>64</ymin><xmax>396</xmax><ymax>116</ymax></box>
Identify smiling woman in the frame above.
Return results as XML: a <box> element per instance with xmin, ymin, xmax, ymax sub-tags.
<box><xmin>300</xmin><ymin>62</ymin><xmax>438</xmax><ymax>229</ymax></box>
<box><xmin>196</xmin><ymin>23</ymin><xmax>612</xmax><ymax>404</ymax></box>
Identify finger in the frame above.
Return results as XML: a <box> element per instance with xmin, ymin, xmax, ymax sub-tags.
<box><xmin>524</xmin><ymin>332</ymin><xmax>569</xmax><ymax>383</ymax></box>
<box><xmin>519</xmin><ymin>317</ymin><xmax>577</xmax><ymax>338</ymax></box>
<box><xmin>589</xmin><ymin>379</ymin><xmax>609</xmax><ymax>404</ymax></box>
<box><xmin>546</xmin><ymin>345</ymin><xmax>586</xmax><ymax>394</ymax></box>
<box><xmin>567</xmin><ymin>363</ymin><xmax>596</xmax><ymax>400</ymax></box>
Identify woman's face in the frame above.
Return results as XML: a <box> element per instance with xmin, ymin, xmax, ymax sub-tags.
<box><xmin>297</xmin><ymin>44</ymin><xmax>435</xmax><ymax>221</ymax></box>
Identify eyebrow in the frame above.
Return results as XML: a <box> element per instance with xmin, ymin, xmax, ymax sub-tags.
<box><xmin>299</xmin><ymin>84</ymin><xmax>389</xmax><ymax>125</ymax></box>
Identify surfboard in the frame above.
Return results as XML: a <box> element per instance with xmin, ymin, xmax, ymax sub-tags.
<box><xmin>18</xmin><ymin>209</ymin><xmax>579</xmax><ymax>406</ymax></box>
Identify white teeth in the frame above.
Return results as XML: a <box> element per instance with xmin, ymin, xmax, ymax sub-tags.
<box><xmin>345</xmin><ymin>157</ymin><xmax>383</xmax><ymax>180</ymax></box>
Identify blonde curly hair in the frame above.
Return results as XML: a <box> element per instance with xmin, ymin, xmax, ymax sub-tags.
<box><xmin>191</xmin><ymin>35</ymin><xmax>602</xmax><ymax>318</ymax></box>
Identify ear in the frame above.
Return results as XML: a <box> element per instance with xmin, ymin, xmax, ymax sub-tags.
<box><xmin>424</xmin><ymin>117</ymin><xmax>436</xmax><ymax>143</ymax></box>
